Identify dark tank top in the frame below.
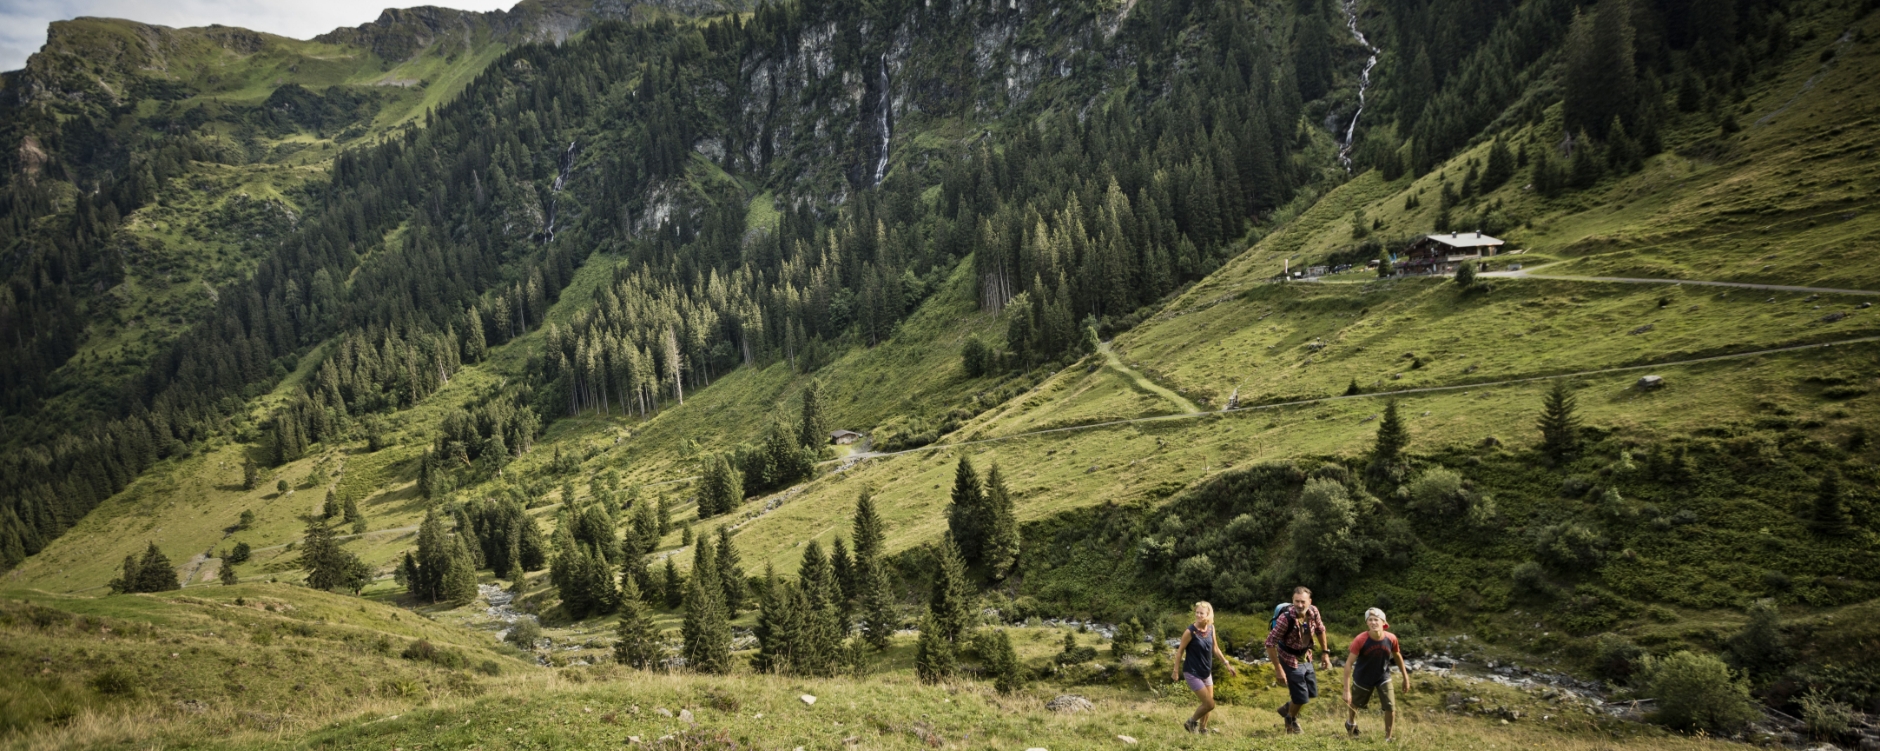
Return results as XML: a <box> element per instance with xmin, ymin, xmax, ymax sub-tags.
<box><xmin>1182</xmin><ymin>624</ymin><xmax>1214</xmax><ymax>679</ymax></box>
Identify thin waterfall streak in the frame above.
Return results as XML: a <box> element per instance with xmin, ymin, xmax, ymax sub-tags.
<box><xmin>873</xmin><ymin>57</ymin><xmax>891</xmax><ymax>187</ymax></box>
<box><xmin>1337</xmin><ymin>0</ymin><xmax>1380</xmax><ymax>173</ymax></box>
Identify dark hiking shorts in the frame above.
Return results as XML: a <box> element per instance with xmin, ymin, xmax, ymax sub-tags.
<box><xmin>1285</xmin><ymin>663</ymin><xmax>1318</xmax><ymax>706</ymax></box>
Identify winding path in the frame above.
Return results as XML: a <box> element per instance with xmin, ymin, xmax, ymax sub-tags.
<box><xmin>1480</xmin><ymin>263</ymin><xmax>1880</xmax><ymax>297</ymax></box>
<box><xmin>1100</xmin><ymin>341</ymin><xmax>1200</xmax><ymax>414</ymax></box>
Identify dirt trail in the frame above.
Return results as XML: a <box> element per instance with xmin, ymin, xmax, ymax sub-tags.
<box><xmin>1100</xmin><ymin>341</ymin><xmax>1200</xmax><ymax>414</ymax></box>
<box><xmin>1482</xmin><ymin>263</ymin><xmax>1880</xmax><ymax>296</ymax></box>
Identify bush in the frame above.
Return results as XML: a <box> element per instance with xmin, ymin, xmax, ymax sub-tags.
<box><xmin>1641</xmin><ymin>651</ymin><xmax>1759</xmax><ymax>734</ymax></box>
<box><xmin>1510</xmin><ymin>561</ymin><xmax>1551</xmax><ymax>598</ymax></box>
<box><xmin>505</xmin><ymin>619</ymin><xmax>543</xmax><ymax>648</ymax></box>
<box><xmin>1726</xmin><ymin>599</ymin><xmax>1788</xmax><ymax>678</ymax></box>
<box><xmin>1531</xmin><ymin>522</ymin><xmax>1607</xmax><ymax>570</ymax></box>
<box><xmin>1591</xmin><ymin>633</ymin><xmax>1645</xmax><ymax>683</ymax></box>
<box><xmin>87</xmin><ymin>667</ymin><xmax>137</xmax><ymax>696</ymax></box>
<box><xmin>1799</xmin><ymin>688</ymin><xmax>1853</xmax><ymax>740</ymax></box>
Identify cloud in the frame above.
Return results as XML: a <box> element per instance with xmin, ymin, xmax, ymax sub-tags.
<box><xmin>1</xmin><ymin>0</ymin><xmax>518</xmax><ymax>73</ymax></box>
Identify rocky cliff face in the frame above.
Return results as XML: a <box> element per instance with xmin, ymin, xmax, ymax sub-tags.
<box><xmin>723</xmin><ymin>0</ymin><xmax>1127</xmax><ymax>207</ymax></box>
<box><xmin>315</xmin><ymin>0</ymin><xmax>742</xmax><ymax>63</ymax></box>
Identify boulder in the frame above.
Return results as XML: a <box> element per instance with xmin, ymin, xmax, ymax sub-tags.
<box><xmin>1637</xmin><ymin>375</ymin><xmax>1664</xmax><ymax>390</ymax></box>
<box><xmin>1046</xmin><ymin>695</ymin><xmax>1095</xmax><ymax>713</ymax></box>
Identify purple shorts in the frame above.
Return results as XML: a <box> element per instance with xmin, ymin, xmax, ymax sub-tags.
<box><xmin>1183</xmin><ymin>672</ymin><xmax>1214</xmax><ymax>692</ymax></box>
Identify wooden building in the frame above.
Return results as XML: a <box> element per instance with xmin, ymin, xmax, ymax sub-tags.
<box><xmin>1394</xmin><ymin>232</ymin><xmax>1505</xmax><ymax>275</ymax></box>
<box><xmin>829</xmin><ymin>430</ymin><xmax>865</xmax><ymax>445</ymax></box>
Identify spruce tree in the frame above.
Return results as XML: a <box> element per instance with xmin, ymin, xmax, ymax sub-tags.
<box><xmin>929</xmin><ymin>535</ymin><xmax>972</xmax><ymax>644</ymax></box>
<box><xmin>242</xmin><ymin>457</ymin><xmax>261</xmax><ymax>491</ymax></box>
<box><xmin>1113</xmin><ymin>617</ymin><xmax>1144</xmax><ymax>658</ymax></box>
<box><xmin>219</xmin><ymin>561</ymin><xmax>239</xmax><ymax>585</ymax></box>
<box><xmin>657</xmin><ymin>497</ymin><xmax>671</xmax><ymax>536</ymax></box>
<box><xmin>990</xmin><ymin>630</ymin><xmax>1023</xmax><ymax>693</ymax></box>
<box><xmin>132</xmin><ymin>541</ymin><xmax>179</xmax><ymax>593</ymax></box>
<box><xmin>798</xmin><ymin>379</ymin><xmax>830</xmax><ymax>452</ymax></box>
<box><xmin>914</xmin><ymin>615</ymin><xmax>957</xmax><ymax>683</ymax></box>
<box><xmin>947</xmin><ymin>455</ymin><xmax>986</xmax><ymax>564</ymax></box>
<box><xmin>663</xmin><ymin>557</ymin><xmax>684</xmax><ymax>609</ymax></box>
<box><xmin>109</xmin><ymin>555</ymin><xmax>139</xmax><ymax>594</ymax></box>
<box><xmin>301</xmin><ymin>517</ymin><xmax>358</xmax><ymax>591</ymax></box>
<box><xmin>715</xmin><ymin>527</ymin><xmax>746</xmax><ymax>612</ymax></box>
<box><xmin>853</xmin><ymin>493</ymin><xmax>897</xmax><ymax>649</ymax></box>
<box><xmin>614</xmin><ymin>576</ymin><xmax>661</xmax><ymax>669</ymax></box>
<box><xmin>1539</xmin><ymin>380</ymin><xmax>1582</xmax><ymax>461</ymax></box>
<box><xmin>831</xmin><ymin>536</ymin><xmax>855</xmax><ymax>606</ymax></box>
<box><xmin>440</xmin><ymin>534</ymin><xmax>479</xmax><ymax>604</ymax></box>
<box><xmin>698</xmin><ymin>455</ymin><xmax>743</xmax><ymax>518</ymax></box>
<box><xmin>680</xmin><ymin>571</ymin><xmax>732</xmax><ymax>674</ymax></box>
<box><xmin>1810</xmin><ymin>471</ymin><xmax>1850</xmax><ymax>536</ymax></box>
<box><xmin>323</xmin><ymin>491</ymin><xmax>339</xmax><ymax>519</ymax></box>
<box><xmin>1373</xmin><ymin>400</ymin><xmax>1409</xmax><ymax>465</ymax></box>
<box><xmin>753</xmin><ymin>565</ymin><xmax>791</xmax><ymax>673</ymax></box>
<box><xmin>981</xmin><ymin>464</ymin><xmax>1020</xmax><ymax>581</ymax></box>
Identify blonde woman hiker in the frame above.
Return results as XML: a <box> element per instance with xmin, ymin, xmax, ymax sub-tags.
<box><xmin>1172</xmin><ymin>601</ymin><xmax>1238</xmax><ymax>733</ymax></box>
<box><xmin>1342</xmin><ymin>607</ymin><xmax>1411</xmax><ymax>741</ymax></box>
<box><xmin>1265</xmin><ymin>586</ymin><xmax>1333</xmax><ymax>735</ymax></box>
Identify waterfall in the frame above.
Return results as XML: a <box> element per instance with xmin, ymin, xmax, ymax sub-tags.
<box><xmin>872</xmin><ymin>57</ymin><xmax>891</xmax><ymax>187</ymax></box>
<box><xmin>1337</xmin><ymin>0</ymin><xmax>1380</xmax><ymax>173</ymax></box>
<box><xmin>544</xmin><ymin>140</ymin><xmax>575</xmax><ymax>243</ymax></box>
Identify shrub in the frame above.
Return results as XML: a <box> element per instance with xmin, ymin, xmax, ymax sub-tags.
<box><xmin>1641</xmin><ymin>651</ymin><xmax>1759</xmax><ymax>734</ymax></box>
<box><xmin>1726</xmin><ymin>599</ymin><xmax>1788</xmax><ymax>678</ymax></box>
<box><xmin>88</xmin><ymin>668</ymin><xmax>137</xmax><ymax>696</ymax></box>
<box><xmin>1510</xmin><ymin>561</ymin><xmax>1551</xmax><ymax>598</ymax></box>
<box><xmin>1799</xmin><ymin>688</ymin><xmax>1853</xmax><ymax>740</ymax></box>
<box><xmin>505</xmin><ymin>619</ymin><xmax>543</xmax><ymax>648</ymax></box>
<box><xmin>1591</xmin><ymin>633</ymin><xmax>1645</xmax><ymax>683</ymax></box>
<box><xmin>1531</xmin><ymin>522</ymin><xmax>1607</xmax><ymax>570</ymax></box>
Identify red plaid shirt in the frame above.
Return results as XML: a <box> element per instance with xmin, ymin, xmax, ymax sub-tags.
<box><xmin>1263</xmin><ymin>605</ymin><xmax>1326</xmax><ymax>670</ymax></box>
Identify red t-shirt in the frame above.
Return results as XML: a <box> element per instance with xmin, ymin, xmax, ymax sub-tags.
<box><xmin>1347</xmin><ymin>631</ymin><xmax>1400</xmax><ymax>688</ymax></box>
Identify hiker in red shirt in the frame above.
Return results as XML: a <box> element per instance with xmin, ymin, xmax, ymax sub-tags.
<box><xmin>1264</xmin><ymin>586</ymin><xmax>1333</xmax><ymax>735</ymax></box>
<box><xmin>1342</xmin><ymin>607</ymin><xmax>1411</xmax><ymax>741</ymax></box>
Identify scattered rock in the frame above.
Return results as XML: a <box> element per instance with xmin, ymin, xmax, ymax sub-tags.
<box><xmin>1046</xmin><ymin>695</ymin><xmax>1094</xmax><ymax>713</ymax></box>
<box><xmin>1629</xmin><ymin>323</ymin><xmax>1655</xmax><ymax>335</ymax></box>
<box><xmin>628</xmin><ymin>736</ymin><xmax>642</xmax><ymax>744</ymax></box>
<box><xmin>1822</xmin><ymin>312</ymin><xmax>1848</xmax><ymax>323</ymax></box>
<box><xmin>1117</xmin><ymin>735</ymin><xmax>1138</xmax><ymax>744</ymax></box>
<box><xmin>1637</xmin><ymin>375</ymin><xmax>1664</xmax><ymax>390</ymax></box>
<box><xmin>678</xmin><ymin>709</ymin><xmax>694</xmax><ymax>724</ymax></box>
<box><xmin>1361</xmin><ymin>414</ymin><xmax>1378</xmax><ymax>423</ymax></box>
<box><xmin>655</xmin><ymin>707</ymin><xmax>673</xmax><ymax>718</ymax></box>
<box><xmin>800</xmin><ymin>694</ymin><xmax>817</xmax><ymax>706</ymax></box>
<box><xmin>1861</xmin><ymin>302</ymin><xmax>1872</xmax><ymax>309</ymax></box>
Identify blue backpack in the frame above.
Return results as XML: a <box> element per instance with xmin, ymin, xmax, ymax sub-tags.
<box><xmin>1269</xmin><ymin>603</ymin><xmax>1291</xmax><ymax>631</ymax></box>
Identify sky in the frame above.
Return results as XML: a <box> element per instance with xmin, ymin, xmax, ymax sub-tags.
<box><xmin>0</xmin><ymin>0</ymin><xmax>519</xmax><ymax>72</ymax></box>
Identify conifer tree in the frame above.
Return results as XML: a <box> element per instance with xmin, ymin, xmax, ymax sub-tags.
<box><xmin>242</xmin><ymin>457</ymin><xmax>261</xmax><ymax>491</ymax></box>
<box><xmin>929</xmin><ymin>535</ymin><xmax>972</xmax><ymax>643</ymax></box>
<box><xmin>831</xmin><ymin>536</ymin><xmax>855</xmax><ymax>607</ymax></box>
<box><xmin>1811</xmin><ymin>471</ymin><xmax>1850</xmax><ymax>536</ymax></box>
<box><xmin>219</xmin><ymin>561</ymin><xmax>239</xmax><ymax>585</ymax></box>
<box><xmin>323</xmin><ymin>491</ymin><xmax>339</xmax><ymax>519</ymax></box>
<box><xmin>1539</xmin><ymin>380</ymin><xmax>1582</xmax><ymax>462</ymax></box>
<box><xmin>853</xmin><ymin>492</ymin><xmax>897</xmax><ymax>649</ymax></box>
<box><xmin>132</xmin><ymin>541</ymin><xmax>179</xmax><ymax>593</ymax></box>
<box><xmin>981</xmin><ymin>464</ymin><xmax>1020</xmax><ymax>581</ymax></box>
<box><xmin>109</xmin><ymin>554</ymin><xmax>139</xmax><ymax>594</ymax></box>
<box><xmin>1373</xmin><ymin>400</ymin><xmax>1409</xmax><ymax>466</ymax></box>
<box><xmin>948</xmin><ymin>456</ymin><xmax>986</xmax><ymax>564</ymax></box>
<box><xmin>680</xmin><ymin>570</ymin><xmax>732</xmax><ymax>674</ymax></box>
<box><xmin>799</xmin><ymin>379</ymin><xmax>830</xmax><ymax>451</ymax></box>
<box><xmin>657</xmin><ymin>497</ymin><xmax>672</xmax><ymax>536</ymax></box>
<box><xmin>614</xmin><ymin>576</ymin><xmax>661</xmax><ymax>669</ymax></box>
<box><xmin>440</xmin><ymin>534</ymin><xmax>479</xmax><ymax>604</ymax></box>
<box><xmin>715</xmin><ymin>527</ymin><xmax>746</xmax><ymax>612</ymax></box>
<box><xmin>989</xmin><ymin>630</ymin><xmax>1023</xmax><ymax>693</ymax></box>
<box><xmin>301</xmin><ymin>517</ymin><xmax>361</xmax><ymax>591</ymax></box>
<box><xmin>663</xmin><ymin>557</ymin><xmax>684</xmax><ymax>609</ymax></box>
<box><xmin>753</xmin><ymin>565</ymin><xmax>791</xmax><ymax>673</ymax></box>
<box><xmin>914</xmin><ymin>615</ymin><xmax>957</xmax><ymax>683</ymax></box>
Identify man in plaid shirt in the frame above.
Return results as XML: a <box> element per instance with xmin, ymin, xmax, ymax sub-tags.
<box><xmin>1265</xmin><ymin>586</ymin><xmax>1333</xmax><ymax>734</ymax></box>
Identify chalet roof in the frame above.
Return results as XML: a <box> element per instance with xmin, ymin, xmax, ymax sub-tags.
<box><xmin>830</xmin><ymin>429</ymin><xmax>864</xmax><ymax>438</ymax></box>
<box><xmin>1424</xmin><ymin>232</ymin><xmax>1504</xmax><ymax>248</ymax></box>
